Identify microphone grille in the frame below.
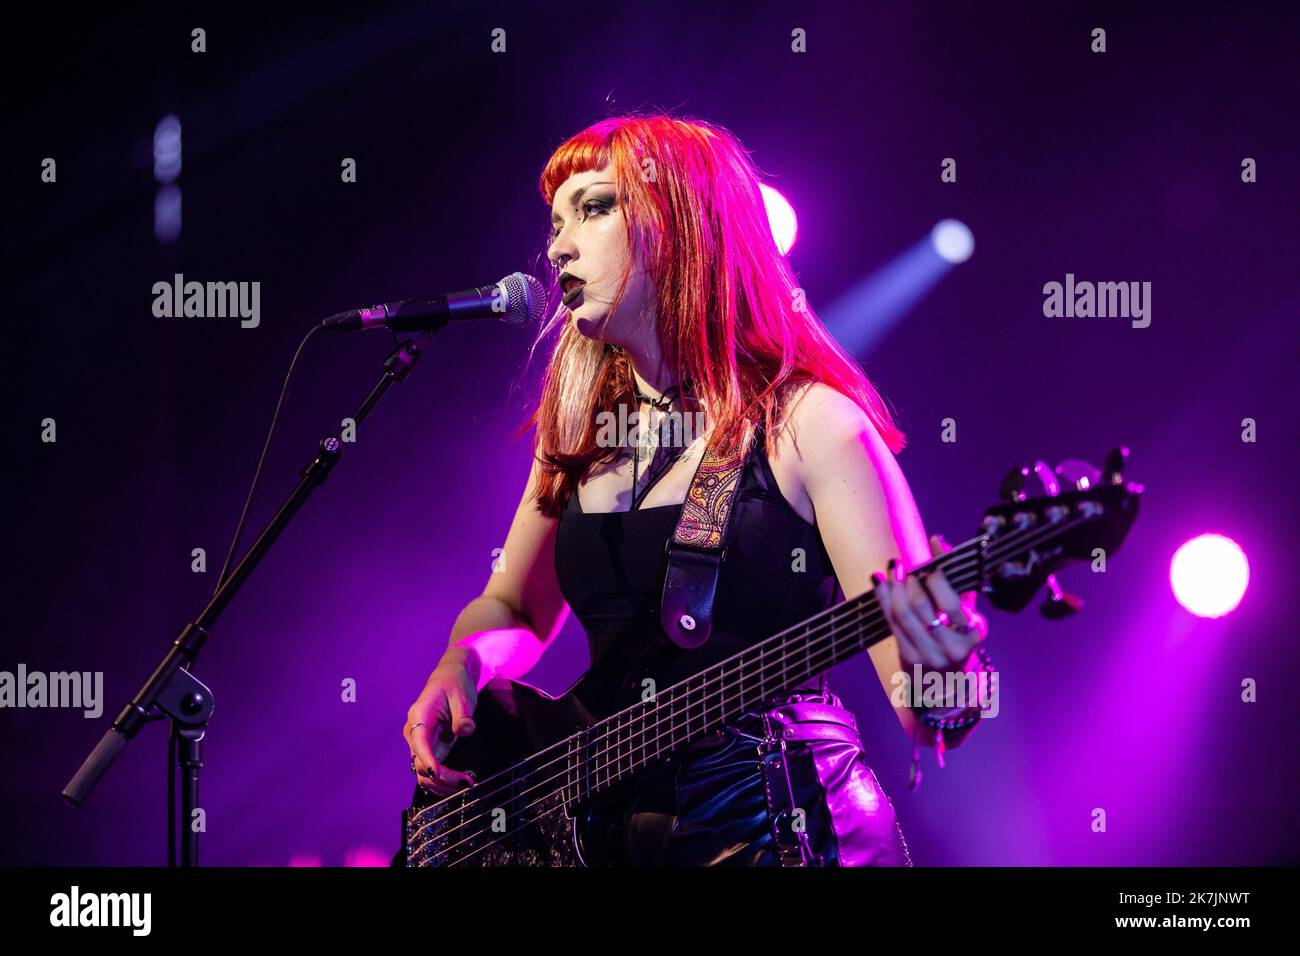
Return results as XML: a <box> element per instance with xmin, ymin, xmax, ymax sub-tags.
<box><xmin>498</xmin><ymin>272</ymin><xmax>547</xmax><ymax>327</ymax></box>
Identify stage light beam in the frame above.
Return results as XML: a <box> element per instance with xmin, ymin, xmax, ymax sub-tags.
<box><xmin>821</xmin><ymin>218</ymin><xmax>976</xmax><ymax>357</ymax></box>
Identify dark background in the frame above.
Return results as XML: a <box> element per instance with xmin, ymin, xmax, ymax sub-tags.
<box><xmin>4</xmin><ymin>1</ymin><xmax>1297</xmax><ymax>865</ymax></box>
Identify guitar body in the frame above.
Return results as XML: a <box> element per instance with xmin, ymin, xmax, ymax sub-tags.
<box><xmin>400</xmin><ymin>674</ymin><xmax>640</xmax><ymax>867</ymax></box>
<box><xmin>402</xmin><ymin>620</ymin><xmax>735</xmax><ymax>866</ymax></box>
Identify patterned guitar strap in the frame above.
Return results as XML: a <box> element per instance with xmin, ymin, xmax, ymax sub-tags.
<box><xmin>660</xmin><ymin>420</ymin><xmax>818</xmax><ymax>866</ymax></box>
<box><xmin>659</xmin><ymin>420</ymin><xmax>755</xmax><ymax>649</ymax></box>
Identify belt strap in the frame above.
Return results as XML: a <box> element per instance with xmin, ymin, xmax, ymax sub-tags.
<box><xmin>756</xmin><ymin>710</ymin><xmax>819</xmax><ymax>867</ymax></box>
<box><xmin>724</xmin><ymin>691</ymin><xmax>851</xmax><ymax>867</ymax></box>
<box><xmin>765</xmin><ymin>701</ymin><xmax>860</xmax><ymax>745</ymax></box>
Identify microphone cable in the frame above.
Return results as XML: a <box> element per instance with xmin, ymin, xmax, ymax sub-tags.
<box><xmin>212</xmin><ymin>324</ymin><xmax>323</xmax><ymax>593</ymax></box>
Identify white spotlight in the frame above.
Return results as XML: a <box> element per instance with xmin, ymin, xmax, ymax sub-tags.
<box><xmin>930</xmin><ymin>219</ymin><xmax>974</xmax><ymax>264</ymax></box>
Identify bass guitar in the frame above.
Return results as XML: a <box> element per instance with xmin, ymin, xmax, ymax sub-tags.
<box><xmin>401</xmin><ymin>448</ymin><xmax>1142</xmax><ymax>866</ymax></box>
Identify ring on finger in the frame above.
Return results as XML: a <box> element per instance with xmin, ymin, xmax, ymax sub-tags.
<box><xmin>913</xmin><ymin>573</ymin><xmax>945</xmax><ymax>629</ymax></box>
<box><xmin>925</xmin><ymin>613</ymin><xmax>956</xmax><ymax>634</ymax></box>
<box><xmin>916</xmin><ymin>573</ymin><xmax>970</xmax><ymax>634</ymax></box>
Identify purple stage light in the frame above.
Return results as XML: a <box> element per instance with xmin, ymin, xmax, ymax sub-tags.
<box><xmin>1170</xmin><ymin>533</ymin><xmax>1249</xmax><ymax>618</ymax></box>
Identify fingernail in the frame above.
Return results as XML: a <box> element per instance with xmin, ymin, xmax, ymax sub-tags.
<box><xmin>871</xmin><ymin>571</ymin><xmax>885</xmax><ymax>585</ymax></box>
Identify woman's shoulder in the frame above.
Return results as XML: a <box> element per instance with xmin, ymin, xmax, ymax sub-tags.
<box><xmin>771</xmin><ymin>380</ymin><xmax>878</xmax><ymax>458</ymax></box>
<box><xmin>759</xmin><ymin>380</ymin><xmax>883</xmax><ymax>525</ymax></box>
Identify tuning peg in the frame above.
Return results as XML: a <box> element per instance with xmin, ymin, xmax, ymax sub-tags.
<box><xmin>1102</xmin><ymin>447</ymin><xmax>1130</xmax><ymax>485</ymax></box>
<box><xmin>1055</xmin><ymin>458</ymin><xmax>1102</xmax><ymax>492</ymax></box>
<box><xmin>1033</xmin><ymin>460</ymin><xmax>1061</xmax><ymax>496</ymax></box>
<box><xmin>1040</xmin><ymin>573</ymin><xmax>1084</xmax><ymax>619</ymax></box>
<box><xmin>999</xmin><ymin>465</ymin><xmax>1029</xmax><ymax>503</ymax></box>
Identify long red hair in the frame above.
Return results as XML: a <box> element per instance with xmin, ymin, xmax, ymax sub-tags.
<box><xmin>522</xmin><ymin>113</ymin><xmax>905</xmax><ymax>517</ymax></box>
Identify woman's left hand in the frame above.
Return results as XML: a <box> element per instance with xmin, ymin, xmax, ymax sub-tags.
<box><xmin>872</xmin><ymin>534</ymin><xmax>988</xmax><ymax>706</ymax></box>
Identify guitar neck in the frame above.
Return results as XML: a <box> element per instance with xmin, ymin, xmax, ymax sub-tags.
<box><xmin>575</xmin><ymin>536</ymin><xmax>991</xmax><ymax>797</ymax></box>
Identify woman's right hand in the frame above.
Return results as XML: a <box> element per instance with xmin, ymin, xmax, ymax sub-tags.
<box><xmin>404</xmin><ymin>646</ymin><xmax>481</xmax><ymax>797</ymax></box>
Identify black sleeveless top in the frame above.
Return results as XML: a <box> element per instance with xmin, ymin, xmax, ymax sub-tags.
<box><xmin>554</xmin><ymin>426</ymin><xmax>844</xmax><ymax>708</ymax></box>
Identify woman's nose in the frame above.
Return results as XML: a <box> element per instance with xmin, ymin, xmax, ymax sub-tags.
<box><xmin>549</xmin><ymin>232</ymin><xmax>577</xmax><ymax>270</ymax></box>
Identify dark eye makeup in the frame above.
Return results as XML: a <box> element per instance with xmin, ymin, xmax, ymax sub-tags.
<box><xmin>550</xmin><ymin>193</ymin><xmax>615</xmax><ymax>240</ymax></box>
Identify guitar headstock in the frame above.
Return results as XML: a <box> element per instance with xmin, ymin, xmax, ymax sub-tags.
<box><xmin>972</xmin><ymin>447</ymin><xmax>1142</xmax><ymax>615</ymax></box>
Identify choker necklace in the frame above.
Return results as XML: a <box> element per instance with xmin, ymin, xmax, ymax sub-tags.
<box><xmin>634</xmin><ymin>384</ymin><xmax>680</xmax><ymax>412</ymax></box>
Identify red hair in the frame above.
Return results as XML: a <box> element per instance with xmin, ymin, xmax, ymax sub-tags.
<box><xmin>521</xmin><ymin>113</ymin><xmax>905</xmax><ymax>517</ymax></box>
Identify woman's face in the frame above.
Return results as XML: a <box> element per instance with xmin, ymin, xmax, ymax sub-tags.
<box><xmin>547</xmin><ymin>166</ymin><xmax>655</xmax><ymax>346</ymax></box>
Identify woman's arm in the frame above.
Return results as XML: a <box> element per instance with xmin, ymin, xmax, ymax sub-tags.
<box><xmin>407</xmin><ymin>438</ymin><xmax>571</xmax><ymax>793</ymax></box>
<box><xmin>780</xmin><ymin>382</ymin><xmax>982</xmax><ymax>748</ymax></box>
<box><xmin>445</xmin><ymin>438</ymin><xmax>570</xmax><ymax>691</ymax></box>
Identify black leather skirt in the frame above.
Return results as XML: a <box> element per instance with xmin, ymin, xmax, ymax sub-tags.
<box><xmin>582</xmin><ymin>688</ymin><xmax>913</xmax><ymax>867</ymax></box>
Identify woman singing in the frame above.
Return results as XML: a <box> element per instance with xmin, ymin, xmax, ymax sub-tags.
<box><xmin>403</xmin><ymin>114</ymin><xmax>989</xmax><ymax>866</ymax></box>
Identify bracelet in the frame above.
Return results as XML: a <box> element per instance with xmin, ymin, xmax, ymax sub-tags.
<box><xmin>912</xmin><ymin>644</ymin><xmax>996</xmax><ymax>731</ymax></box>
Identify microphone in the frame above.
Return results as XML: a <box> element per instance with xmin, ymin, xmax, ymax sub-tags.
<box><xmin>322</xmin><ymin>272</ymin><xmax>546</xmax><ymax>332</ymax></box>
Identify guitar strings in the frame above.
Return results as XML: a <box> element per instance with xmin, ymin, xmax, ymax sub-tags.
<box><xmin>418</xmin><ymin>598</ymin><xmax>880</xmax><ymax>865</ymax></box>
<box><xmin>409</xmin><ymin>512</ymin><xmax>1094</xmax><ymax>864</ymax></box>
<box><xmin>411</xmin><ymin>513</ymin><xmax>1084</xmax><ymax>865</ymax></box>
<box><xmin>417</xmin><ymin>517</ymin><xmax>1020</xmax><ymax>824</ymax></box>
<box><xmin>410</xmin><ymin>513</ymin><xmax>1089</xmax><ymax>864</ymax></box>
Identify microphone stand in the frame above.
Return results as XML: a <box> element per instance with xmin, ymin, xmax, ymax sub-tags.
<box><xmin>63</xmin><ymin>325</ymin><xmax>439</xmax><ymax>866</ymax></box>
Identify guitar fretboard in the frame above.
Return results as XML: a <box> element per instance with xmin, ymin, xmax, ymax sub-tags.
<box><xmin>407</xmin><ymin>465</ymin><xmax>1137</xmax><ymax>866</ymax></box>
<box><xmin>568</xmin><ymin>537</ymin><xmax>992</xmax><ymax>800</ymax></box>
